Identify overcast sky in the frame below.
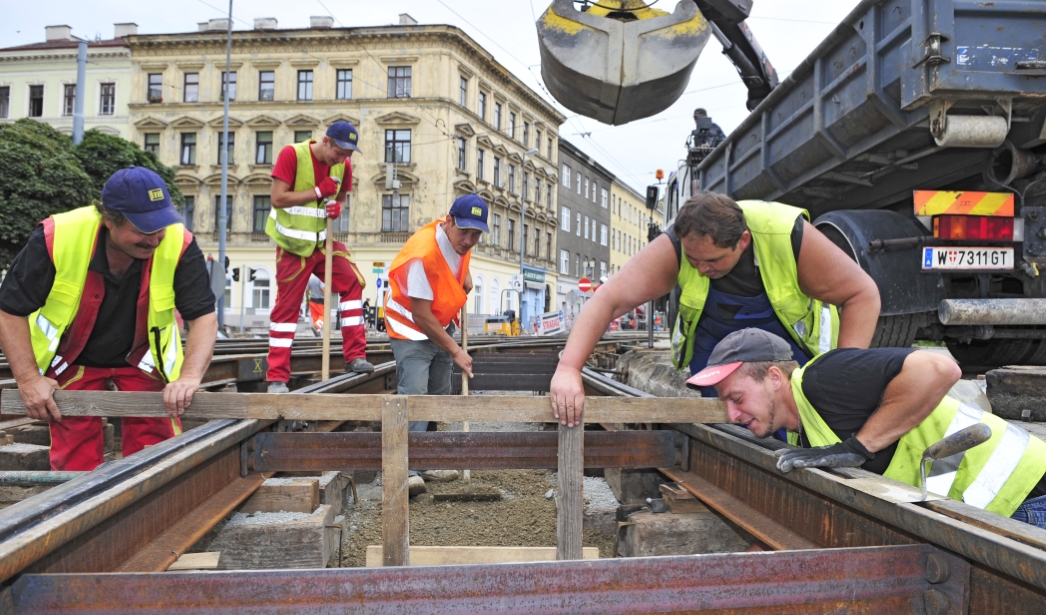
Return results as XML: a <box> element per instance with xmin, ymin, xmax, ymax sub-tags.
<box><xmin>3</xmin><ymin>0</ymin><xmax>861</xmax><ymax>192</ymax></box>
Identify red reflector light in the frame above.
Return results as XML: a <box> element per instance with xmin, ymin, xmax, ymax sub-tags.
<box><xmin>934</xmin><ymin>215</ymin><xmax>1014</xmax><ymax>240</ymax></box>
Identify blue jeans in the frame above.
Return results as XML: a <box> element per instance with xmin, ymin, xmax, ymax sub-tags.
<box><xmin>1011</xmin><ymin>494</ymin><xmax>1046</xmax><ymax>529</ymax></box>
<box><xmin>391</xmin><ymin>338</ymin><xmax>454</xmax><ymax>477</ymax></box>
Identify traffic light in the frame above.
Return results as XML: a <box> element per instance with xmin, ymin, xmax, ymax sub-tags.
<box><xmin>645</xmin><ymin>185</ymin><xmax>658</xmax><ymax>210</ymax></box>
<box><xmin>223</xmin><ymin>255</ymin><xmax>230</xmax><ymax>273</ymax></box>
<box><xmin>232</xmin><ymin>266</ymin><xmax>240</xmax><ymax>282</ymax></box>
<box><xmin>249</xmin><ymin>268</ymin><xmax>259</xmax><ymax>282</ymax></box>
<box><xmin>647</xmin><ymin>221</ymin><xmax>662</xmax><ymax>243</ymax></box>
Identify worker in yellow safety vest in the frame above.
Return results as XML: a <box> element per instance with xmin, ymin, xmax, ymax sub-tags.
<box><xmin>550</xmin><ymin>192</ymin><xmax>881</xmax><ymax>428</ymax></box>
<box><xmin>0</xmin><ymin>167</ymin><xmax>218</xmax><ymax>471</ymax></box>
<box><xmin>688</xmin><ymin>328</ymin><xmax>1046</xmax><ymax>526</ymax></box>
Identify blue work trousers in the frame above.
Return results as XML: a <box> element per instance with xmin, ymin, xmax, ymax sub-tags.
<box><xmin>391</xmin><ymin>337</ymin><xmax>454</xmax><ymax>477</ymax></box>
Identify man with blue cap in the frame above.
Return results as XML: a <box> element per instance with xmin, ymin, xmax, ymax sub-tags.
<box><xmin>384</xmin><ymin>193</ymin><xmax>488</xmax><ymax>495</ymax></box>
<box><xmin>0</xmin><ymin>166</ymin><xmax>217</xmax><ymax>471</ymax></box>
<box><xmin>265</xmin><ymin>120</ymin><xmax>372</xmax><ymax>393</ymax></box>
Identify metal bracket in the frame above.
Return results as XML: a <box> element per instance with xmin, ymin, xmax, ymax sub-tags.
<box><xmin>239</xmin><ymin>434</ymin><xmax>257</xmax><ymax>478</ymax></box>
<box><xmin>913</xmin><ymin>32</ymin><xmax>951</xmax><ymax>69</ymax></box>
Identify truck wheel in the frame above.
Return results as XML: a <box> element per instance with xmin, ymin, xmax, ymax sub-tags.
<box><xmin>945</xmin><ymin>339</ymin><xmax>1041</xmax><ymax>371</ymax></box>
<box><xmin>870</xmin><ymin>314</ymin><xmax>922</xmax><ymax>348</ymax></box>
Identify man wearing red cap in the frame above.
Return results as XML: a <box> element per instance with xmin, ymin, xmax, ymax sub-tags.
<box><xmin>0</xmin><ymin>166</ymin><xmax>217</xmax><ymax>470</ymax></box>
<box><xmin>265</xmin><ymin>121</ymin><xmax>372</xmax><ymax>393</ymax></box>
<box><xmin>692</xmin><ymin>328</ymin><xmax>1046</xmax><ymax>528</ymax></box>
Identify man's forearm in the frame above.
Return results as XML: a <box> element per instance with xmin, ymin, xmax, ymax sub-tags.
<box><xmin>836</xmin><ymin>288</ymin><xmax>880</xmax><ymax>349</ymax></box>
<box><xmin>179</xmin><ymin>313</ymin><xmax>217</xmax><ymax>381</ymax></box>
<box><xmin>414</xmin><ymin>311</ymin><xmax>460</xmax><ymax>357</ymax></box>
<box><xmin>0</xmin><ymin>311</ymin><xmax>44</xmax><ymax>383</ymax></box>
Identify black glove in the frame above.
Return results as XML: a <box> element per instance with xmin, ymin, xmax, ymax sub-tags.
<box><xmin>775</xmin><ymin>436</ymin><xmax>874</xmax><ymax>473</ymax></box>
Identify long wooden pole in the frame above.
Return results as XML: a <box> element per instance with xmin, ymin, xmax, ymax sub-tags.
<box><xmin>461</xmin><ymin>306</ymin><xmax>470</xmax><ymax>484</ymax></box>
<box><xmin>320</xmin><ymin>179</ymin><xmax>339</xmax><ymax>382</ymax></box>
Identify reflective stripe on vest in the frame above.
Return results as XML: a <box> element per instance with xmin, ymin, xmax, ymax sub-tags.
<box><xmin>672</xmin><ymin>201</ymin><xmax>840</xmax><ymax>369</ymax></box>
<box><xmin>264</xmin><ymin>140</ymin><xmax>344</xmax><ymax>257</ymax></box>
<box><xmin>385</xmin><ymin>297</ymin><xmax>427</xmax><ymax>340</ymax></box>
<box><xmin>789</xmin><ymin>358</ymin><xmax>1046</xmax><ymax>516</ymax></box>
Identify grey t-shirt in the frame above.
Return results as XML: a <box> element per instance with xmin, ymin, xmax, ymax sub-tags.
<box><xmin>307</xmin><ymin>275</ymin><xmax>324</xmax><ymax>301</ymax></box>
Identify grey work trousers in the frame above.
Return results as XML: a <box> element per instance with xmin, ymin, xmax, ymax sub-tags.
<box><xmin>390</xmin><ymin>337</ymin><xmax>454</xmax><ymax>477</ymax></box>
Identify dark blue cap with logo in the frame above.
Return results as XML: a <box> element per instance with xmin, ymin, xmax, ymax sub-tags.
<box><xmin>101</xmin><ymin>166</ymin><xmax>183</xmax><ymax>234</ymax></box>
<box><xmin>449</xmin><ymin>194</ymin><xmax>489</xmax><ymax>233</ymax></box>
<box><xmin>327</xmin><ymin>121</ymin><xmax>361</xmax><ymax>153</ymax></box>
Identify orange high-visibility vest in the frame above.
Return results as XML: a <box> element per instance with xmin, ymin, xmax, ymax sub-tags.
<box><xmin>384</xmin><ymin>220</ymin><xmax>471</xmax><ymax>341</ymax></box>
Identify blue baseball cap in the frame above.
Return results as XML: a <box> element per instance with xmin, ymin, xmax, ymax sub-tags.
<box><xmin>101</xmin><ymin>166</ymin><xmax>183</xmax><ymax>234</ymax></box>
<box><xmin>326</xmin><ymin>121</ymin><xmax>361</xmax><ymax>153</ymax></box>
<box><xmin>449</xmin><ymin>194</ymin><xmax>489</xmax><ymax>233</ymax></box>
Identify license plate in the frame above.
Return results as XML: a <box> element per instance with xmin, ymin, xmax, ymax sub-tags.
<box><xmin>922</xmin><ymin>247</ymin><xmax>1013</xmax><ymax>270</ymax></box>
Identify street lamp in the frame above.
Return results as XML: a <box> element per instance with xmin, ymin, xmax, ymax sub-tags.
<box><xmin>519</xmin><ymin>147</ymin><xmax>540</xmax><ymax>329</ymax></box>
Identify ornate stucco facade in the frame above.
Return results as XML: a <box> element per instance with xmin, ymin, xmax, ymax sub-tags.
<box><xmin>125</xmin><ymin>18</ymin><xmax>563</xmax><ymax>327</ymax></box>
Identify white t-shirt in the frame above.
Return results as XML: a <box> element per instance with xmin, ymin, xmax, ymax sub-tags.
<box><xmin>399</xmin><ymin>222</ymin><xmax>461</xmax><ymax>301</ymax></box>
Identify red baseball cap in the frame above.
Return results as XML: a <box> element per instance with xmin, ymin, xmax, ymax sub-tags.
<box><xmin>685</xmin><ymin>329</ymin><xmax>795</xmax><ymax>389</ymax></box>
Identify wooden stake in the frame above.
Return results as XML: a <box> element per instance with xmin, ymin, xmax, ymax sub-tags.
<box><xmin>557</xmin><ymin>422</ymin><xmax>584</xmax><ymax>560</ymax></box>
<box><xmin>461</xmin><ymin>307</ymin><xmax>470</xmax><ymax>484</ymax></box>
<box><xmin>321</xmin><ymin>216</ymin><xmax>334</xmax><ymax>382</ymax></box>
<box><xmin>381</xmin><ymin>395</ymin><xmax>409</xmax><ymax>566</ymax></box>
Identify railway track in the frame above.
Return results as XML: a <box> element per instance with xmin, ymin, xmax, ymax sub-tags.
<box><xmin>0</xmin><ymin>338</ymin><xmax>1042</xmax><ymax>613</ymax></box>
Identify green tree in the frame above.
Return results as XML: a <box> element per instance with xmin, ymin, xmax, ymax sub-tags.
<box><xmin>0</xmin><ymin>119</ymin><xmax>93</xmax><ymax>268</ymax></box>
<box><xmin>73</xmin><ymin>129</ymin><xmax>184</xmax><ymax>207</ymax></box>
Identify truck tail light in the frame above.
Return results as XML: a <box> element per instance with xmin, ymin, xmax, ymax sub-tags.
<box><xmin>934</xmin><ymin>215</ymin><xmax>1014</xmax><ymax>241</ymax></box>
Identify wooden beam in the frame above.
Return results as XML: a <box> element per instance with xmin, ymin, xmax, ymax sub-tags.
<box><xmin>381</xmin><ymin>396</ymin><xmax>409</xmax><ymax>567</ymax></box>
<box><xmin>0</xmin><ymin>390</ymin><xmax>727</xmax><ymax>424</ymax></box>
<box><xmin>239</xmin><ymin>478</ymin><xmax>319</xmax><ymax>514</ymax></box>
<box><xmin>364</xmin><ymin>546</ymin><xmax>599</xmax><ymax>567</ymax></box>
<box><xmin>556</xmin><ymin>423</ymin><xmax>584</xmax><ymax>560</ymax></box>
<box><xmin>166</xmin><ymin>552</ymin><xmax>220</xmax><ymax>571</ymax></box>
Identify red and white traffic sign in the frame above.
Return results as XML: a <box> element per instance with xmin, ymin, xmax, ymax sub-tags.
<box><xmin>578</xmin><ymin>278</ymin><xmax>592</xmax><ymax>293</ymax></box>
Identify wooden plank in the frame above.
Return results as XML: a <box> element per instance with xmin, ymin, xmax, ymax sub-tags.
<box><xmin>364</xmin><ymin>546</ymin><xmax>599</xmax><ymax>567</ymax></box>
<box><xmin>556</xmin><ymin>423</ymin><xmax>584</xmax><ymax>561</ymax></box>
<box><xmin>191</xmin><ymin>505</ymin><xmax>335</xmax><ymax>570</ymax></box>
<box><xmin>239</xmin><ymin>478</ymin><xmax>319</xmax><ymax>514</ymax></box>
<box><xmin>381</xmin><ymin>395</ymin><xmax>409</xmax><ymax>567</ymax></box>
<box><xmin>1</xmin><ymin>390</ymin><xmax>727</xmax><ymax>424</ymax></box>
<box><xmin>166</xmin><ymin>552</ymin><xmax>220</xmax><ymax>571</ymax></box>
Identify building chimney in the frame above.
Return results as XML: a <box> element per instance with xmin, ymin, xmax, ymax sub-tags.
<box><xmin>399</xmin><ymin>14</ymin><xmax>418</xmax><ymax>26</ymax></box>
<box><xmin>113</xmin><ymin>23</ymin><xmax>138</xmax><ymax>38</ymax></box>
<box><xmin>197</xmin><ymin>22</ymin><xmax>209</xmax><ymax>32</ymax></box>
<box><xmin>254</xmin><ymin>17</ymin><xmax>277</xmax><ymax>30</ymax></box>
<box><xmin>45</xmin><ymin>25</ymin><xmax>73</xmax><ymax>41</ymax></box>
<box><xmin>207</xmin><ymin>18</ymin><xmax>230</xmax><ymax>31</ymax></box>
<box><xmin>310</xmin><ymin>16</ymin><xmax>334</xmax><ymax>29</ymax></box>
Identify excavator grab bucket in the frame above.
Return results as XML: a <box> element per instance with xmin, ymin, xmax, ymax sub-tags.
<box><xmin>537</xmin><ymin>0</ymin><xmax>710</xmax><ymax>126</ymax></box>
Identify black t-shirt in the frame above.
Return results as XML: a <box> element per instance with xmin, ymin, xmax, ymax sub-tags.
<box><xmin>0</xmin><ymin>225</ymin><xmax>215</xmax><ymax>368</ymax></box>
<box><xmin>667</xmin><ymin>215</ymin><xmax>804</xmax><ymax>297</ymax></box>
<box><xmin>800</xmin><ymin>347</ymin><xmax>1046</xmax><ymax>498</ymax></box>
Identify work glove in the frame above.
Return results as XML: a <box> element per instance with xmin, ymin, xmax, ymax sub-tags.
<box><xmin>315</xmin><ymin>176</ymin><xmax>339</xmax><ymax>199</ymax></box>
<box><xmin>325</xmin><ymin>200</ymin><xmax>341</xmax><ymax>219</ymax></box>
<box><xmin>775</xmin><ymin>435</ymin><xmax>874</xmax><ymax>473</ymax></box>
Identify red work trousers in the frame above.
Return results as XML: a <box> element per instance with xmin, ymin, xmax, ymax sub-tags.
<box><xmin>50</xmin><ymin>365</ymin><xmax>182</xmax><ymax>471</ymax></box>
<box><xmin>267</xmin><ymin>242</ymin><xmax>366</xmax><ymax>383</ymax></box>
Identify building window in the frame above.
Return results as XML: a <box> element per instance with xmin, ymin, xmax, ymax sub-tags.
<box><xmin>492</xmin><ymin>213</ymin><xmax>501</xmax><ymax>246</ymax></box>
<box><xmin>387</xmin><ymin>66</ymin><xmax>411</xmax><ymax>98</ymax></box>
<box><xmin>523</xmin><ymin>122</ymin><xmax>530</xmax><ymax>147</ymax></box>
<box><xmin>494</xmin><ymin>102</ymin><xmax>502</xmax><ymax>130</ymax></box>
<box><xmin>523</xmin><ymin>224</ymin><xmax>529</xmax><ymax>255</ymax></box>
<box><xmin>255</xmin><ymin>131</ymin><xmax>273</xmax><ymax>164</ymax></box>
<box><xmin>294</xmin><ymin>130</ymin><xmax>312</xmax><ymax>143</ymax></box>
<box><xmin>259</xmin><ymin>71</ymin><xmax>275</xmax><ymax>101</ymax></box>
<box><xmin>183</xmin><ymin>73</ymin><xmax>199</xmax><ymax>102</ymax></box>
<box><xmin>459</xmin><ymin>76</ymin><xmax>468</xmax><ymax>107</ymax></box>
<box><xmin>28</xmin><ymin>85</ymin><xmax>44</xmax><ymax>117</ymax></box>
<box><xmin>252</xmin><ymin>269</ymin><xmax>271</xmax><ymax>310</ymax></box>
<box><xmin>336</xmin><ymin>69</ymin><xmax>352</xmax><ymax>100</ymax></box>
<box><xmin>535</xmin><ymin>130</ymin><xmax>542</xmax><ymax>153</ymax></box>
<box><xmin>478</xmin><ymin>91</ymin><xmax>487</xmax><ymax>121</ymax></box>
<box><xmin>561</xmin><ymin>207</ymin><xmax>570</xmax><ymax>232</ymax></box>
<box><xmin>584</xmin><ymin>215</ymin><xmax>589</xmax><ymax>240</ymax></box>
<box><xmin>179</xmin><ymin>133</ymin><xmax>196</xmax><ymax>165</ymax></box>
<box><xmin>600</xmin><ymin>224</ymin><xmax>607</xmax><ymax>246</ymax></box>
<box><xmin>548</xmin><ymin>137</ymin><xmax>553</xmax><ymax>159</ymax></box>
<box><xmin>180</xmin><ymin>195</ymin><xmax>195</xmax><ymax>231</ymax></box>
<box><xmin>591</xmin><ymin>218</ymin><xmax>596</xmax><ymax>241</ymax></box>
<box><xmin>147</xmin><ymin>73</ymin><xmax>163</xmax><ymax>101</ymax></box>
<box><xmin>508</xmin><ymin>218</ymin><xmax>515</xmax><ymax>251</ymax></box>
<box><xmin>297</xmin><ymin>70</ymin><xmax>313</xmax><ymax>101</ymax></box>
<box><xmin>522</xmin><ymin>171</ymin><xmax>529</xmax><ymax>200</ymax></box>
<box><xmin>547</xmin><ymin>183</ymin><xmax>553</xmax><ymax>208</ymax></box>
<box><xmin>575</xmin><ymin>212</ymin><xmax>581</xmax><ymax>236</ymax></box>
<box><xmin>534</xmin><ymin>177</ymin><xmax>541</xmax><ymax>205</ymax></box>
<box><xmin>0</xmin><ymin>87</ymin><xmax>8</xmax><ymax>118</ymax></box>
<box><xmin>217</xmin><ymin>131</ymin><xmax>235</xmax><ymax>164</ymax></box>
<box><xmin>384</xmin><ymin>129</ymin><xmax>411</xmax><ymax>163</ymax></box>
<box><xmin>62</xmin><ymin>84</ymin><xmax>75</xmax><ymax>116</ymax></box>
<box><xmin>508</xmin><ymin>165</ymin><xmax>516</xmax><ymax>194</ymax></box>
<box><xmin>534</xmin><ymin>227</ymin><xmax>541</xmax><ymax>256</ymax></box>
<box><xmin>574</xmin><ymin>253</ymin><xmax>580</xmax><ymax>277</ymax></box>
<box><xmin>333</xmin><ymin>198</ymin><xmax>351</xmax><ymax>232</ymax></box>
<box><xmin>601</xmin><ymin>188</ymin><xmax>608</xmax><ymax>208</ymax></box>
<box><xmin>509</xmin><ymin>112</ymin><xmax>517</xmax><ymax>139</ymax></box>
<box><xmin>576</xmin><ymin>172</ymin><xmax>581</xmax><ymax>194</ymax></box>
<box><xmin>382</xmin><ymin>193</ymin><xmax>410</xmax><ymax>232</ymax></box>
<box><xmin>584</xmin><ymin>178</ymin><xmax>589</xmax><ymax>200</ymax></box>
<box><xmin>593</xmin><ymin>183</ymin><xmax>598</xmax><ymax>203</ymax></box>
<box><xmin>477</xmin><ymin>148</ymin><xmax>485</xmax><ymax>181</ymax></box>
<box><xmin>560</xmin><ymin>249</ymin><xmax>569</xmax><ymax>274</ymax></box>
<box><xmin>493</xmin><ymin>157</ymin><xmax>502</xmax><ymax>187</ymax></box>
<box><xmin>546</xmin><ymin>232</ymin><xmax>552</xmax><ymax>260</ymax></box>
<box><xmin>252</xmin><ymin>195</ymin><xmax>270</xmax><ymax>233</ymax></box>
<box><xmin>143</xmin><ymin>133</ymin><xmax>160</xmax><ymax>155</ymax></box>
<box><xmin>213</xmin><ymin>195</ymin><xmax>231</xmax><ymax>232</ymax></box>
<box><xmin>220</xmin><ymin>71</ymin><xmax>236</xmax><ymax>101</ymax></box>
<box><xmin>600</xmin><ymin>261</ymin><xmax>607</xmax><ymax>279</ymax></box>
<box><xmin>457</xmin><ymin>137</ymin><xmax>466</xmax><ymax>171</ymax></box>
<box><xmin>562</xmin><ymin>165</ymin><xmax>570</xmax><ymax>187</ymax></box>
<box><xmin>99</xmin><ymin>83</ymin><xmax>115</xmax><ymax>115</ymax></box>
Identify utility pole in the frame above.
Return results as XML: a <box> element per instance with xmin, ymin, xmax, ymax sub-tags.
<box><xmin>72</xmin><ymin>39</ymin><xmax>87</xmax><ymax>145</ymax></box>
<box><xmin>216</xmin><ymin>0</ymin><xmax>233</xmax><ymax>329</ymax></box>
